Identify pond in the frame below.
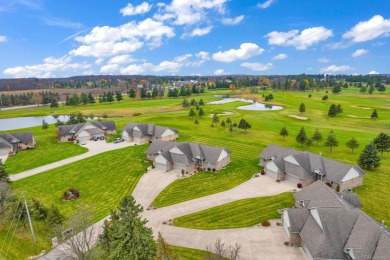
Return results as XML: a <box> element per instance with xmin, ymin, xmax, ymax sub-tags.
<box><xmin>0</xmin><ymin>115</ymin><xmax>71</xmax><ymax>131</ymax></box>
<box><xmin>208</xmin><ymin>97</ymin><xmax>283</xmax><ymax>111</ymax></box>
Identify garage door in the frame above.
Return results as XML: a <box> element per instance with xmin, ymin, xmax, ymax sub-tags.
<box><xmin>266</xmin><ymin>169</ymin><xmax>278</xmax><ymax>179</ymax></box>
<box><xmin>79</xmin><ymin>136</ymin><xmax>90</xmax><ymax>142</ymax></box>
<box><xmin>174</xmin><ymin>163</ymin><xmax>186</xmax><ymax>172</ymax></box>
<box><xmin>0</xmin><ymin>148</ymin><xmax>8</xmax><ymax>156</ymax></box>
<box><xmin>285</xmin><ymin>174</ymin><xmax>300</xmax><ymax>185</ymax></box>
<box><xmin>154</xmin><ymin>163</ymin><xmax>167</xmax><ymax>171</ymax></box>
<box><xmin>134</xmin><ymin>136</ymin><xmax>141</xmax><ymax>143</ymax></box>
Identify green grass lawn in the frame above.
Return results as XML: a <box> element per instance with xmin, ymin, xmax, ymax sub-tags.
<box><xmin>171</xmin><ymin>245</ymin><xmax>211</xmax><ymax>260</ymax></box>
<box><xmin>173</xmin><ymin>193</ymin><xmax>294</xmax><ymax>230</ymax></box>
<box><xmin>4</xmin><ymin>126</ymin><xmax>88</xmax><ymax>174</ymax></box>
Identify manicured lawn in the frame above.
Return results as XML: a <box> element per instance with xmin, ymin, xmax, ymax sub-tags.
<box><xmin>173</xmin><ymin>193</ymin><xmax>294</xmax><ymax>230</ymax></box>
<box><xmin>4</xmin><ymin>126</ymin><xmax>87</xmax><ymax>174</ymax></box>
<box><xmin>171</xmin><ymin>245</ymin><xmax>210</xmax><ymax>259</ymax></box>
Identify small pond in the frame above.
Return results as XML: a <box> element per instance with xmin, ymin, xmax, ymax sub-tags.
<box><xmin>209</xmin><ymin>97</ymin><xmax>283</xmax><ymax>111</ymax></box>
<box><xmin>0</xmin><ymin>115</ymin><xmax>71</xmax><ymax>131</ymax></box>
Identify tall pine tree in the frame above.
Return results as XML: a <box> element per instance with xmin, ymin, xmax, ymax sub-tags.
<box><xmin>358</xmin><ymin>143</ymin><xmax>380</xmax><ymax>169</ymax></box>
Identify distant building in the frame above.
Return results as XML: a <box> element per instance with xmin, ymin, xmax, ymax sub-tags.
<box><xmin>122</xmin><ymin>123</ymin><xmax>178</xmax><ymax>144</ymax></box>
<box><xmin>259</xmin><ymin>144</ymin><xmax>365</xmax><ymax>191</ymax></box>
<box><xmin>0</xmin><ymin>132</ymin><xmax>36</xmax><ymax>155</ymax></box>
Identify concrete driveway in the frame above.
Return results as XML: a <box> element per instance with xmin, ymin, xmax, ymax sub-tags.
<box><xmin>10</xmin><ymin>140</ymin><xmax>136</xmax><ymax>181</ymax></box>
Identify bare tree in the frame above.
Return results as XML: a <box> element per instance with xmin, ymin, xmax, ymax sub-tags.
<box><xmin>205</xmin><ymin>239</ymin><xmax>241</xmax><ymax>260</ymax></box>
<box><xmin>59</xmin><ymin>204</ymin><xmax>97</xmax><ymax>260</ymax></box>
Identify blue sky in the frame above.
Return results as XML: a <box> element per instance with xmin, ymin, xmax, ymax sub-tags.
<box><xmin>0</xmin><ymin>0</ymin><xmax>389</xmax><ymax>78</ymax></box>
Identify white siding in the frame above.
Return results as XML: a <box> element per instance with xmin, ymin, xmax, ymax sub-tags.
<box><xmin>122</xmin><ymin>131</ymin><xmax>129</xmax><ymax>140</ymax></box>
<box><xmin>155</xmin><ymin>155</ymin><xmax>168</xmax><ymax>164</ymax></box>
<box><xmin>283</xmin><ymin>210</ymin><xmax>291</xmax><ymax>236</ymax></box>
<box><xmin>310</xmin><ymin>208</ymin><xmax>323</xmax><ymax>231</ymax></box>
<box><xmin>154</xmin><ymin>162</ymin><xmax>167</xmax><ymax>171</ymax></box>
<box><xmin>285</xmin><ymin>173</ymin><xmax>300</xmax><ymax>185</ymax></box>
<box><xmin>170</xmin><ymin>146</ymin><xmax>184</xmax><ymax>155</ymax></box>
<box><xmin>0</xmin><ymin>148</ymin><xmax>9</xmax><ymax>156</ymax></box>
<box><xmin>217</xmin><ymin>150</ymin><xmax>228</xmax><ymax>162</ymax></box>
<box><xmin>266</xmin><ymin>161</ymin><xmax>279</xmax><ymax>173</ymax></box>
<box><xmin>161</xmin><ymin>129</ymin><xmax>175</xmax><ymax>137</ymax></box>
<box><xmin>284</xmin><ymin>155</ymin><xmax>300</xmax><ymax>165</ymax></box>
<box><xmin>341</xmin><ymin>168</ymin><xmax>360</xmax><ymax>182</ymax></box>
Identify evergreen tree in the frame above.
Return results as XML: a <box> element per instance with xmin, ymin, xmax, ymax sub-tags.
<box><xmin>42</xmin><ymin>119</ymin><xmax>49</xmax><ymax>131</ymax></box>
<box><xmin>220</xmin><ymin>120</ymin><xmax>226</xmax><ymax>128</ymax></box>
<box><xmin>299</xmin><ymin>103</ymin><xmax>306</xmax><ymax>114</ymax></box>
<box><xmin>88</xmin><ymin>93</ymin><xmax>95</xmax><ymax>104</ymax></box>
<box><xmin>238</xmin><ymin>118</ymin><xmax>251</xmax><ymax>133</ymax></box>
<box><xmin>98</xmin><ymin>195</ymin><xmax>156</xmax><ymax>259</ymax></box>
<box><xmin>305</xmin><ymin>139</ymin><xmax>313</xmax><ymax>147</ymax></box>
<box><xmin>226</xmin><ymin>117</ymin><xmax>232</xmax><ymax>126</ymax></box>
<box><xmin>128</xmin><ymin>89</ymin><xmax>136</xmax><ymax>100</ymax></box>
<box><xmin>194</xmin><ymin>119</ymin><xmax>199</xmax><ymax>125</ymax></box>
<box><xmin>50</xmin><ymin>98</ymin><xmax>59</xmax><ymax>108</ymax></box>
<box><xmin>152</xmin><ymin>87</ymin><xmax>158</xmax><ymax>99</ymax></box>
<box><xmin>188</xmin><ymin>108</ymin><xmax>196</xmax><ymax>118</ymax></box>
<box><xmin>80</xmin><ymin>93</ymin><xmax>88</xmax><ymax>105</ymax></box>
<box><xmin>198</xmin><ymin>107</ymin><xmax>205</xmax><ymax>117</ymax></box>
<box><xmin>373</xmin><ymin>132</ymin><xmax>390</xmax><ymax>155</ymax></box>
<box><xmin>65</xmin><ymin>94</ymin><xmax>71</xmax><ymax>106</ymax></box>
<box><xmin>324</xmin><ymin>130</ymin><xmax>339</xmax><ymax>152</ymax></box>
<box><xmin>322</xmin><ymin>95</ymin><xmax>328</xmax><ymax>101</ymax></box>
<box><xmin>312</xmin><ymin>128</ymin><xmax>323</xmax><ymax>145</ymax></box>
<box><xmin>107</xmin><ymin>92</ymin><xmax>114</xmax><ymax>103</ymax></box>
<box><xmin>190</xmin><ymin>98</ymin><xmax>196</xmax><ymax>106</ymax></box>
<box><xmin>31</xmin><ymin>199</ymin><xmax>48</xmax><ymax>223</ymax></box>
<box><xmin>332</xmin><ymin>84</ymin><xmax>341</xmax><ymax>94</ymax></box>
<box><xmin>328</xmin><ymin>104</ymin><xmax>338</xmax><ymax>117</ymax></box>
<box><xmin>0</xmin><ymin>161</ymin><xmax>11</xmax><ymax>184</ymax></box>
<box><xmin>229</xmin><ymin>124</ymin><xmax>234</xmax><ymax>134</ymax></box>
<box><xmin>47</xmin><ymin>204</ymin><xmax>65</xmax><ymax>227</ymax></box>
<box><xmin>371</xmin><ymin>109</ymin><xmax>378</xmax><ymax>120</ymax></box>
<box><xmin>296</xmin><ymin>127</ymin><xmax>308</xmax><ymax>147</ymax></box>
<box><xmin>76</xmin><ymin>112</ymin><xmax>86</xmax><ymax>123</ymax></box>
<box><xmin>140</xmin><ymin>88</ymin><xmax>147</xmax><ymax>99</ymax></box>
<box><xmin>182</xmin><ymin>98</ymin><xmax>189</xmax><ymax>107</ymax></box>
<box><xmin>212</xmin><ymin>114</ymin><xmax>219</xmax><ymax>126</ymax></box>
<box><xmin>346</xmin><ymin>137</ymin><xmax>359</xmax><ymax>153</ymax></box>
<box><xmin>279</xmin><ymin>126</ymin><xmax>288</xmax><ymax>140</ymax></box>
<box><xmin>358</xmin><ymin>143</ymin><xmax>381</xmax><ymax>169</ymax></box>
<box><xmin>69</xmin><ymin>93</ymin><xmax>80</xmax><ymax>107</ymax></box>
<box><xmin>115</xmin><ymin>92</ymin><xmax>123</xmax><ymax>102</ymax></box>
<box><xmin>336</xmin><ymin>104</ymin><xmax>343</xmax><ymax>115</ymax></box>
<box><xmin>199</xmin><ymin>98</ymin><xmax>205</xmax><ymax>106</ymax></box>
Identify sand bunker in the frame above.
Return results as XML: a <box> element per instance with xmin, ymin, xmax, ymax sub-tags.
<box><xmin>351</xmin><ymin>106</ymin><xmax>371</xmax><ymax>110</ymax></box>
<box><xmin>288</xmin><ymin>115</ymin><xmax>308</xmax><ymax>120</ymax></box>
<box><xmin>347</xmin><ymin>115</ymin><xmax>370</xmax><ymax>119</ymax></box>
<box><xmin>208</xmin><ymin>111</ymin><xmax>234</xmax><ymax>117</ymax></box>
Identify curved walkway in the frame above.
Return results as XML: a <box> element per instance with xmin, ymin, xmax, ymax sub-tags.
<box><xmin>10</xmin><ymin>141</ymin><xmax>135</xmax><ymax>181</ymax></box>
<box><xmin>42</xmin><ymin>171</ymin><xmax>306</xmax><ymax>260</ymax></box>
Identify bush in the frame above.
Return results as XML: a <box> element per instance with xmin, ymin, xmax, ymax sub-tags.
<box><xmin>297</xmin><ymin>183</ymin><xmax>303</xmax><ymax>189</ymax></box>
<box><xmin>133</xmin><ymin>112</ymin><xmax>142</xmax><ymax>116</ymax></box>
<box><xmin>261</xmin><ymin>170</ymin><xmax>265</xmax><ymax>175</ymax></box>
<box><xmin>325</xmin><ymin>182</ymin><xmax>332</xmax><ymax>187</ymax></box>
<box><xmin>261</xmin><ymin>220</ymin><xmax>271</xmax><ymax>227</ymax></box>
<box><xmin>63</xmin><ymin>188</ymin><xmax>81</xmax><ymax>201</ymax></box>
<box><xmin>151</xmin><ymin>165</ymin><xmax>155</xmax><ymax>169</ymax></box>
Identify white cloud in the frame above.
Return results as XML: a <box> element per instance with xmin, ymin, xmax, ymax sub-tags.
<box><xmin>155</xmin><ymin>0</ymin><xmax>228</xmax><ymax>25</ymax></box>
<box><xmin>120</xmin><ymin>2</ymin><xmax>152</xmax><ymax>16</ymax></box>
<box><xmin>154</xmin><ymin>61</ymin><xmax>182</xmax><ymax>72</ymax></box>
<box><xmin>185</xmin><ymin>26</ymin><xmax>213</xmax><ymax>37</ymax></box>
<box><xmin>196</xmin><ymin>51</ymin><xmax>210</xmax><ymax>60</ymax></box>
<box><xmin>317</xmin><ymin>58</ymin><xmax>330</xmax><ymax>63</ymax></box>
<box><xmin>221</xmin><ymin>15</ymin><xmax>244</xmax><ymax>25</ymax></box>
<box><xmin>257</xmin><ymin>0</ymin><xmax>274</xmax><ymax>9</ymax></box>
<box><xmin>214</xmin><ymin>69</ymin><xmax>224</xmax><ymax>75</ymax></box>
<box><xmin>0</xmin><ymin>35</ymin><xmax>7</xmax><ymax>42</ymax></box>
<box><xmin>120</xmin><ymin>63</ymin><xmax>153</xmax><ymax>75</ymax></box>
<box><xmin>369</xmin><ymin>70</ymin><xmax>379</xmax><ymax>75</ymax></box>
<box><xmin>352</xmin><ymin>49</ymin><xmax>369</xmax><ymax>58</ymax></box>
<box><xmin>95</xmin><ymin>58</ymin><xmax>104</xmax><ymax>65</ymax></box>
<box><xmin>41</xmin><ymin>16</ymin><xmax>84</xmax><ymax>29</ymax></box>
<box><xmin>212</xmin><ymin>43</ymin><xmax>264</xmax><ymax>62</ymax></box>
<box><xmin>69</xmin><ymin>18</ymin><xmax>175</xmax><ymax>57</ymax></box>
<box><xmin>320</xmin><ymin>65</ymin><xmax>353</xmax><ymax>73</ymax></box>
<box><xmin>3</xmin><ymin>56</ymin><xmax>90</xmax><ymax>78</ymax></box>
<box><xmin>174</xmin><ymin>54</ymin><xmax>193</xmax><ymax>63</ymax></box>
<box><xmin>266</xmin><ymin>26</ymin><xmax>333</xmax><ymax>50</ymax></box>
<box><xmin>108</xmin><ymin>54</ymin><xmax>136</xmax><ymax>64</ymax></box>
<box><xmin>241</xmin><ymin>62</ymin><xmax>273</xmax><ymax>71</ymax></box>
<box><xmin>100</xmin><ymin>64</ymin><xmax>120</xmax><ymax>74</ymax></box>
<box><xmin>343</xmin><ymin>15</ymin><xmax>390</xmax><ymax>43</ymax></box>
<box><xmin>272</xmin><ymin>53</ymin><xmax>287</xmax><ymax>60</ymax></box>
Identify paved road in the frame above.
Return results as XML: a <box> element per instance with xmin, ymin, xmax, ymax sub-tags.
<box><xmin>0</xmin><ymin>102</ymin><xmax>65</xmax><ymax>111</ymax></box>
<box><xmin>10</xmin><ymin>141</ymin><xmax>135</xmax><ymax>181</ymax></box>
<box><xmin>42</xmin><ymin>172</ymin><xmax>306</xmax><ymax>260</ymax></box>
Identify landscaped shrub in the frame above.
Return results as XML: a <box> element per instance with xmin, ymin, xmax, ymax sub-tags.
<box><xmin>151</xmin><ymin>165</ymin><xmax>155</xmax><ymax>169</ymax></box>
<box><xmin>325</xmin><ymin>182</ymin><xmax>332</xmax><ymax>187</ymax></box>
<box><xmin>261</xmin><ymin>220</ymin><xmax>271</xmax><ymax>227</ymax></box>
<box><xmin>63</xmin><ymin>188</ymin><xmax>81</xmax><ymax>201</ymax></box>
<box><xmin>212</xmin><ymin>169</ymin><xmax>216</xmax><ymax>172</ymax></box>
<box><xmin>276</xmin><ymin>179</ymin><xmax>281</xmax><ymax>183</ymax></box>
<box><xmin>207</xmin><ymin>168</ymin><xmax>211</xmax><ymax>171</ymax></box>
<box><xmin>261</xmin><ymin>170</ymin><xmax>265</xmax><ymax>175</ymax></box>
<box><xmin>297</xmin><ymin>183</ymin><xmax>303</xmax><ymax>189</ymax></box>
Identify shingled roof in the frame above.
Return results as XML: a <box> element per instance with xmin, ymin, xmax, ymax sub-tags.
<box><xmin>147</xmin><ymin>140</ymin><xmax>230</xmax><ymax>166</ymax></box>
<box><xmin>122</xmin><ymin>123</ymin><xmax>178</xmax><ymax>138</ymax></box>
<box><xmin>286</xmin><ymin>181</ymin><xmax>390</xmax><ymax>259</ymax></box>
<box><xmin>57</xmin><ymin>121</ymin><xmax>116</xmax><ymax>137</ymax></box>
<box><xmin>260</xmin><ymin>144</ymin><xmax>365</xmax><ymax>184</ymax></box>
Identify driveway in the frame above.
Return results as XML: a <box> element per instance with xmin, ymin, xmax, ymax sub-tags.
<box><xmin>10</xmin><ymin>141</ymin><xmax>136</xmax><ymax>181</ymax></box>
<box><xmin>0</xmin><ymin>154</ymin><xmax>8</xmax><ymax>163</ymax></box>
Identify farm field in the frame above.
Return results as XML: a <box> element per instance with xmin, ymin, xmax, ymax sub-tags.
<box><xmin>1</xmin><ymin>87</ymin><xmax>390</xmax><ymax>259</ymax></box>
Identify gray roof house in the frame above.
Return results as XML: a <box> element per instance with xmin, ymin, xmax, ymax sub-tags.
<box><xmin>259</xmin><ymin>144</ymin><xmax>365</xmax><ymax>191</ymax></box>
<box><xmin>57</xmin><ymin>121</ymin><xmax>116</xmax><ymax>142</ymax></box>
<box><xmin>0</xmin><ymin>132</ymin><xmax>36</xmax><ymax>154</ymax></box>
<box><xmin>282</xmin><ymin>181</ymin><xmax>390</xmax><ymax>260</ymax></box>
<box><xmin>146</xmin><ymin>140</ymin><xmax>231</xmax><ymax>173</ymax></box>
<box><xmin>122</xmin><ymin>123</ymin><xmax>178</xmax><ymax>144</ymax></box>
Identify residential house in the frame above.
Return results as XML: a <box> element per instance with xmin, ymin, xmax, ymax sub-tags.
<box><xmin>259</xmin><ymin>144</ymin><xmax>365</xmax><ymax>191</ymax></box>
<box><xmin>57</xmin><ymin>121</ymin><xmax>116</xmax><ymax>142</ymax></box>
<box><xmin>146</xmin><ymin>140</ymin><xmax>231</xmax><ymax>173</ymax></box>
<box><xmin>282</xmin><ymin>181</ymin><xmax>390</xmax><ymax>260</ymax></box>
<box><xmin>122</xmin><ymin>123</ymin><xmax>178</xmax><ymax>144</ymax></box>
<box><xmin>0</xmin><ymin>132</ymin><xmax>36</xmax><ymax>155</ymax></box>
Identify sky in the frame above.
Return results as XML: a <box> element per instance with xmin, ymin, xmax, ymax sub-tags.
<box><xmin>0</xmin><ymin>0</ymin><xmax>389</xmax><ymax>78</ymax></box>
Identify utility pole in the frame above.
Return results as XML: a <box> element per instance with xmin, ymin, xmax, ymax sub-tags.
<box><xmin>23</xmin><ymin>192</ymin><xmax>36</xmax><ymax>244</ymax></box>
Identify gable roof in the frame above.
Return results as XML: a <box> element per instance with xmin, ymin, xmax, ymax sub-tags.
<box><xmin>147</xmin><ymin>140</ymin><xmax>230</xmax><ymax>166</ymax></box>
<box><xmin>260</xmin><ymin>144</ymin><xmax>365</xmax><ymax>184</ymax></box>
<box><xmin>286</xmin><ymin>181</ymin><xmax>390</xmax><ymax>259</ymax></box>
<box><xmin>123</xmin><ymin>123</ymin><xmax>178</xmax><ymax>138</ymax></box>
<box><xmin>0</xmin><ymin>133</ymin><xmax>20</xmax><ymax>143</ymax></box>
<box><xmin>58</xmin><ymin>121</ymin><xmax>116</xmax><ymax>137</ymax></box>
<box><xmin>10</xmin><ymin>132</ymin><xmax>34</xmax><ymax>143</ymax></box>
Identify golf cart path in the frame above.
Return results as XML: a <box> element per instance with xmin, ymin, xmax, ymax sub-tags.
<box><xmin>10</xmin><ymin>141</ymin><xmax>135</xmax><ymax>181</ymax></box>
<box><xmin>42</xmin><ymin>171</ymin><xmax>305</xmax><ymax>260</ymax></box>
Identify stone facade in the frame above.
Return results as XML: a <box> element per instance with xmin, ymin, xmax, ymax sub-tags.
<box><xmin>290</xmin><ymin>233</ymin><xmax>302</xmax><ymax>247</ymax></box>
<box><xmin>277</xmin><ymin>172</ymin><xmax>286</xmax><ymax>181</ymax></box>
<box><xmin>300</xmin><ymin>176</ymin><xmax>317</xmax><ymax>187</ymax></box>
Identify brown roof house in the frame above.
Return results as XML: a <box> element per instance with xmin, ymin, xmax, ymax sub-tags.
<box><xmin>122</xmin><ymin>123</ymin><xmax>178</xmax><ymax>144</ymax></box>
<box><xmin>146</xmin><ymin>140</ymin><xmax>231</xmax><ymax>173</ymax></box>
<box><xmin>0</xmin><ymin>132</ymin><xmax>36</xmax><ymax>155</ymax></box>
<box><xmin>282</xmin><ymin>181</ymin><xmax>390</xmax><ymax>260</ymax></box>
<box><xmin>57</xmin><ymin>121</ymin><xmax>116</xmax><ymax>142</ymax></box>
<box><xmin>259</xmin><ymin>144</ymin><xmax>365</xmax><ymax>191</ymax></box>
